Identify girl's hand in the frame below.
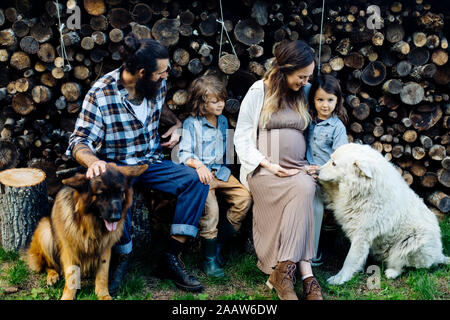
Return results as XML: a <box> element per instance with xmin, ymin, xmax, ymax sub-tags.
<box><xmin>196</xmin><ymin>165</ymin><xmax>214</xmax><ymax>185</ymax></box>
<box><xmin>304</xmin><ymin>165</ymin><xmax>321</xmax><ymax>175</ymax></box>
<box><xmin>303</xmin><ymin>165</ymin><xmax>321</xmax><ymax>179</ymax></box>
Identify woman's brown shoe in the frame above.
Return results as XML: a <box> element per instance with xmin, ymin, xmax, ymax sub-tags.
<box><xmin>266</xmin><ymin>261</ymin><xmax>298</xmax><ymax>300</ymax></box>
<box><xmin>302</xmin><ymin>276</ymin><xmax>323</xmax><ymax>300</ymax></box>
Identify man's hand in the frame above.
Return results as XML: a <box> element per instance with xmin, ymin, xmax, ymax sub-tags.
<box><xmin>86</xmin><ymin>160</ymin><xmax>107</xmax><ymax>179</ymax></box>
<box><xmin>72</xmin><ymin>143</ymin><xmax>106</xmax><ymax>179</ymax></box>
<box><xmin>160</xmin><ymin>103</ymin><xmax>182</xmax><ymax>148</ymax></box>
<box><xmin>161</xmin><ymin>124</ymin><xmax>181</xmax><ymax>148</ymax></box>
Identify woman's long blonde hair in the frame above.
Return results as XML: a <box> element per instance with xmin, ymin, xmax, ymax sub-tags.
<box><xmin>261</xmin><ymin>40</ymin><xmax>315</xmax><ymax>129</ymax></box>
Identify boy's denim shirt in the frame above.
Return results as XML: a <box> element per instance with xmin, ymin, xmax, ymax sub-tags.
<box><xmin>306</xmin><ymin>115</ymin><xmax>348</xmax><ymax>166</ymax></box>
<box><xmin>178</xmin><ymin>115</ymin><xmax>231</xmax><ymax>181</ymax></box>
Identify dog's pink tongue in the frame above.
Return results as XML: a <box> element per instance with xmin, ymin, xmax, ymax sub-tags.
<box><xmin>104</xmin><ymin>220</ymin><xmax>118</xmax><ymax>232</ymax></box>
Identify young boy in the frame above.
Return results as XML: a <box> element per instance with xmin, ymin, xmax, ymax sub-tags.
<box><xmin>178</xmin><ymin>75</ymin><xmax>252</xmax><ymax>277</ymax></box>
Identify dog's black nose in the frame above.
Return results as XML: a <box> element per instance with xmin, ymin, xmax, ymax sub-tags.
<box><xmin>108</xmin><ymin>200</ymin><xmax>122</xmax><ymax>221</ymax></box>
<box><xmin>109</xmin><ymin>211</ymin><xmax>122</xmax><ymax>222</ymax></box>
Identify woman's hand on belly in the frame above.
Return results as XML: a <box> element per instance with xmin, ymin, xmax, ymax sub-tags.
<box><xmin>260</xmin><ymin>159</ymin><xmax>300</xmax><ymax>177</ymax></box>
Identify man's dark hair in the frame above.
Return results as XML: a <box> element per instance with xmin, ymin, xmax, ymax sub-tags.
<box><xmin>119</xmin><ymin>33</ymin><xmax>169</xmax><ymax>100</ymax></box>
<box><xmin>119</xmin><ymin>33</ymin><xmax>169</xmax><ymax>75</ymax></box>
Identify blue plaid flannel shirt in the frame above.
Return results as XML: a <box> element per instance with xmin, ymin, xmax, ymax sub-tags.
<box><xmin>66</xmin><ymin>66</ymin><xmax>166</xmax><ymax>165</ymax></box>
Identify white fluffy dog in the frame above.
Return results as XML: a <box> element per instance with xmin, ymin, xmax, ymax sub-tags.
<box><xmin>318</xmin><ymin>143</ymin><xmax>449</xmax><ymax>285</ymax></box>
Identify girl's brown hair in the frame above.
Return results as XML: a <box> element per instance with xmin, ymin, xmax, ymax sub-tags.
<box><xmin>187</xmin><ymin>75</ymin><xmax>227</xmax><ymax>117</ymax></box>
<box><xmin>308</xmin><ymin>74</ymin><xmax>348</xmax><ymax>125</ymax></box>
<box><xmin>261</xmin><ymin>40</ymin><xmax>315</xmax><ymax>129</ymax></box>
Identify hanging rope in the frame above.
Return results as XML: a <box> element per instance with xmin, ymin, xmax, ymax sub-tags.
<box><xmin>317</xmin><ymin>0</ymin><xmax>326</xmax><ymax>73</ymax></box>
<box><xmin>216</xmin><ymin>0</ymin><xmax>238</xmax><ymax>59</ymax></box>
<box><xmin>55</xmin><ymin>0</ymin><xmax>72</xmax><ymax>72</ymax></box>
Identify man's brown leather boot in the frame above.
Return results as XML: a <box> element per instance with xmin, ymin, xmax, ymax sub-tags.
<box><xmin>266</xmin><ymin>261</ymin><xmax>298</xmax><ymax>300</ymax></box>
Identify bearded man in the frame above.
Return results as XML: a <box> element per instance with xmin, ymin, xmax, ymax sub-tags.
<box><xmin>66</xmin><ymin>34</ymin><xmax>209</xmax><ymax>295</ymax></box>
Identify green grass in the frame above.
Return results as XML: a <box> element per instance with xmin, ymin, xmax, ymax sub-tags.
<box><xmin>0</xmin><ymin>215</ymin><xmax>448</xmax><ymax>300</ymax></box>
<box><xmin>115</xmin><ymin>271</ymin><xmax>150</xmax><ymax>300</ymax></box>
<box><xmin>226</xmin><ymin>253</ymin><xmax>267</xmax><ymax>287</ymax></box>
<box><xmin>1</xmin><ymin>259</ymin><xmax>30</xmax><ymax>286</ymax></box>
<box><xmin>440</xmin><ymin>217</ymin><xmax>450</xmax><ymax>256</ymax></box>
<box><xmin>0</xmin><ymin>248</ymin><xmax>19</xmax><ymax>263</ymax></box>
<box><xmin>216</xmin><ymin>291</ymin><xmax>263</xmax><ymax>300</ymax></box>
<box><xmin>155</xmin><ymin>278</ymin><xmax>177</xmax><ymax>291</ymax></box>
<box><xmin>173</xmin><ymin>292</ymin><xmax>210</xmax><ymax>300</ymax></box>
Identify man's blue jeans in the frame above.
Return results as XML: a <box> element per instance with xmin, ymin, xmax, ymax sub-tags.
<box><xmin>114</xmin><ymin>160</ymin><xmax>209</xmax><ymax>254</ymax></box>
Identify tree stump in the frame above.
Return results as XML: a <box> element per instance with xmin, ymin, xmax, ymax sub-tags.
<box><xmin>0</xmin><ymin>168</ymin><xmax>49</xmax><ymax>252</ymax></box>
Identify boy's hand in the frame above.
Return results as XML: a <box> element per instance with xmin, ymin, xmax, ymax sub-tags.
<box><xmin>196</xmin><ymin>165</ymin><xmax>214</xmax><ymax>185</ymax></box>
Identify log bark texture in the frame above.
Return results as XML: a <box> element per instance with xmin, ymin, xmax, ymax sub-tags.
<box><xmin>0</xmin><ymin>168</ymin><xmax>49</xmax><ymax>252</ymax></box>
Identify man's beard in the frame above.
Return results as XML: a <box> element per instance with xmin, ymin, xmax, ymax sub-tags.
<box><xmin>135</xmin><ymin>75</ymin><xmax>163</xmax><ymax>100</ymax></box>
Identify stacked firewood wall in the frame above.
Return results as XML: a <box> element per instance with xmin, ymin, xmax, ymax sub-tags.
<box><xmin>0</xmin><ymin>0</ymin><xmax>448</xmax><ymax>217</ymax></box>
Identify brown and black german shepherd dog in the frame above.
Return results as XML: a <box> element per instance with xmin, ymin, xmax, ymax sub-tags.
<box><xmin>26</xmin><ymin>163</ymin><xmax>147</xmax><ymax>300</ymax></box>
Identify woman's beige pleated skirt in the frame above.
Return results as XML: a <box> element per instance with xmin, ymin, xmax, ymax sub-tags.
<box><xmin>247</xmin><ymin>105</ymin><xmax>318</xmax><ymax>274</ymax></box>
<box><xmin>248</xmin><ymin>170</ymin><xmax>316</xmax><ymax>274</ymax></box>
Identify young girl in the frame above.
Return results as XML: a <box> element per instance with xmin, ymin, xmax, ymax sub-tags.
<box><xmin>178</xmin><ymin>74</ymin><xmax>252</xmax><ymax>278</ymax></box>
<box><xmin>306</xmin><ymin>74</ymin><xmax>349</xmax><ymax>266</ymax></box>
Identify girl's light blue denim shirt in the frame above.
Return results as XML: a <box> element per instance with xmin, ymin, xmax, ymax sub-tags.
<box><xmin>306</xmin><ymin>115</ymin><xmax>348</xmax><ymax>166</ymax></box>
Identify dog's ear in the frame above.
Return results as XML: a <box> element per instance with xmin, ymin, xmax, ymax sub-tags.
<box><xmin>116</xmin><ymin>164</ymin><xmax>148</xmax><ymax>179</ymax></box>
<box><xmin>62</xmin><ymin>173</ymin><xmax>89</xmax><ymax>190</ymax></box>
<box><xmin>353</xmin><ymin>160</ymin><xmax>373</xmax><ymax>179</ymax></box>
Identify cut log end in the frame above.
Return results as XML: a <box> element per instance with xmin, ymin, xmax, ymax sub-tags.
<box><xmin>218</xmin><ymin>54</ymin><xmax>240</xmax><ymax>75</ymax></box>
<box><xmin>428</xmin><ymin>191</ymin><xmax>449</xmax><ymax>213</ymax></box>
<box><xmin>400</xmin><ymin>82</ymin><xmax>424</xmax><ymax>105</ymax></box>
<box><xmin>0</xmin><ymin>168</ymin><xmax>46</xmax><ymax>187</ymax></box>
<box><xmin>361</xmin><ymin>61</ymin><xmax>386</xmax><ymax>86</ymax></box>
<box><xmin>152</xmin><ymin>18</ymin><xmax>180</xmax><ymax>47</ymax></box>
<box><xmin>234</xmin><ymin>19</ymin><xmax>264</xmax><ymax>46</ymax></box>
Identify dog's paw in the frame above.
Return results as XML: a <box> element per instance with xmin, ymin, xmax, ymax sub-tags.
<box><xmin>99</xmin><ymin>294</ymin><xmax>112</xmax><ymax>300</ymax></box>
<box><xmin>46</xmin><ymin>271</ymin><xmax>60</xmax><ymax>286</ymax></box>
<box><xmin>385</xmin><ymin>268</ymin><xmax>401</xmax><ymax>279</ymax></box>
<box><xmin>327</xmin><ymin>272</ymin><xmax>350</xmax><ymax>285</ymax></box>
<box><xmin>61</xmin><ymin>290</ymin><xmax>76</xmax><ymax>300</ymax></box>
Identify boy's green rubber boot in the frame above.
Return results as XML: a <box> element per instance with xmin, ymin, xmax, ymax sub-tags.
<box><xmin>202</xmin><ymin>238</ymin><xmax>225</xmax><ymax>278</ymax></box>
<box><xmin>216</xmin><ymin>219</ymin><xmax>237</xmax><ymax>267</ymax></box>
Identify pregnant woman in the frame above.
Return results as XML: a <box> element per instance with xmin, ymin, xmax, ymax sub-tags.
<box><xmin>234</xmin><ymin>40</ymin><xmax>323</xmax><ymax>300</ymax></box>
